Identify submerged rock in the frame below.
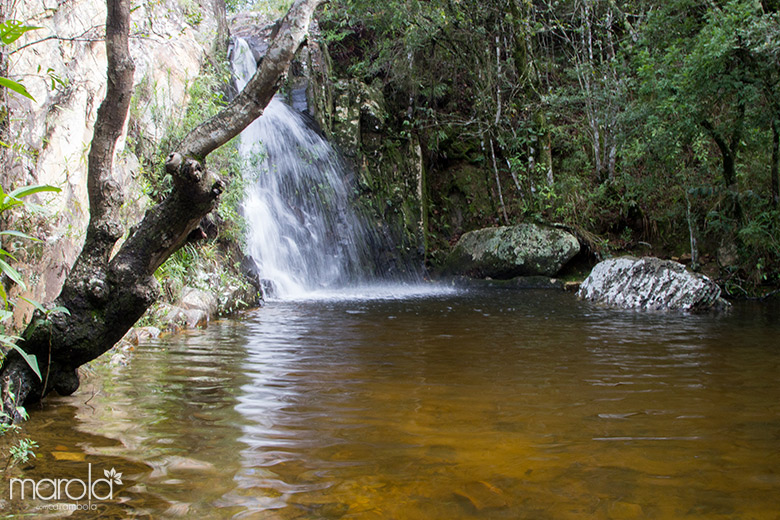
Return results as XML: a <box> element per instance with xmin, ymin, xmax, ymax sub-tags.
<box><xmin>578</xmin><ymin>256</ymin><xmax>728</xmax><ymax>311</ymax></box>
<box><xmin>450</xmin><ymin>275</ymin><xmax>565</xmax><ymax>290</ymax></box>
<box><xmin>454</xmin><ymin>481</ymin><xmax>509</xmax><ymax>512</ymax></box>
<box><xmin>442</xmin><ymin>224</ymin><xmax>580</xmax><ymax>279</ymax></box>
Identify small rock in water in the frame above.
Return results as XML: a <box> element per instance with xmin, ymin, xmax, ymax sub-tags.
<box><xmin>453</xmin><ymin>480</ymin><xmax>509</xmax><ymax>511</ymax></box>
<box><xmin>607</xmin><ymin>500</ymin><xmax>644</xmax><ymax>519</ymax></box>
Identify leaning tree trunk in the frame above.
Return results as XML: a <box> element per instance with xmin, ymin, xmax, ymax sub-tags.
<box><xmin>0</xmin><ymin>0</ymin><xmax>323</xmax><ymax>422</ymax></box>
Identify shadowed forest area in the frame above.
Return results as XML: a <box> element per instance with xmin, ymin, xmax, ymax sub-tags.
<box><xmin>315</xmin><ymin>0</ymin><xmax>780</xmax><ymax>296</ymax></box>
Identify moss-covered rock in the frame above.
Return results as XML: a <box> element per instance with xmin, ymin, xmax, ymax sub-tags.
<box><xmin>331</xmin><ymin>80</ymin><xmax>362</xmax><ymax>157</ymax></box>
<box><xmin>306</xmin><ymin>51</ymin><xmax>426</xmax><ymax>275</ymax></box>
<box><xmin>442</xmin><ymin>224</ymin><xmax>580</xmax><ymax>279</ymax></box>
<box><xmin>427</xmin><ymin>161</ymin><xmax>495</xmax><ymax>242</ymax></box>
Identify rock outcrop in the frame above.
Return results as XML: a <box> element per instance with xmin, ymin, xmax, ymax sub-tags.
<box><xmin>442</xmin><ymin>224</ymin><xmax>580</xmax><ymax>279</ymax></box>
<box><xmin>578</xmin><ymin>256</ymin><xmax>728</xmax><ymax>311</ymax></box>
<box><xmin>304</xmin><ymin>38</ymin><xmax>426</xmax><ymax>277</ymax></box>
<box><xmin>3</xmin><ymin>0</ymin><xmax>220</xmax><ymax>327</ymax></box>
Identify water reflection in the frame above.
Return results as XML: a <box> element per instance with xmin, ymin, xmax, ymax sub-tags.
<box><xmin>6</xmin><ymin>289</ymin><xmax>780</xmax><ymax>519</ymax></box>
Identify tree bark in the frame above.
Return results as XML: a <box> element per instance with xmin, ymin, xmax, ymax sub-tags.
<box><xmin>700</xmin><ymin>117</ymin><xmax>744</xmax><ymax>222</ymax></box>
<box><xmin>489</xmin><ymin>137</ymin><xmax>509</xmax><ymax>225</ymax></box>
<box><xmin>701</xmin><ymin>115</ymin><xmax>741</xmax><ymax>189</ymax></box>
<box><xmin>772</xmin><ymin>118</ymin><xmax>779</xmax><ymax>207</ymax></box>
<box><xmin>212</xmin><ymin>0</ymin><xmax>230</xmax><ymax>60</ymax></box>
<box><xmin>0</xmin><ymin>0</ymin><xmax>324</xmax><ymax>422</ymax></box>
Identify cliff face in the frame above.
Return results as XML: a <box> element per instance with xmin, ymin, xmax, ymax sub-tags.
<box><xmin>1</xmin><ymin>0</ymin><xmax>221</xmax><ymax>327</ymax></box>
<box><xmin>302</xmin><ymin>34</ymin><xmax>427</xmax><ymax>276</ymax></box>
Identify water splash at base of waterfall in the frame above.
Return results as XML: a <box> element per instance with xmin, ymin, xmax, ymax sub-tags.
<box><xmin>232</xmin><ymin>38</ymin><xmax>428</xmax><ymax>300</ymax></box>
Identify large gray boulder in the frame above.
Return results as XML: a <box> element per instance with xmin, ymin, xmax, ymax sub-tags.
<box><xmin>578</xmin><ymin>256</ymin><xmax>728</xmax><ymax>311</ymax></box>
<box><xmin>442</xmin><ymin>224</ymin><xmax>580</xmax><ymax>278</ymax></box>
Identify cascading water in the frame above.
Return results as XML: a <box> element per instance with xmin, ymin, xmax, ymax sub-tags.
<box><xmin>231</xmin><ymin>38</ymin><xmax>405</xmax><ymax>299</ymax></box>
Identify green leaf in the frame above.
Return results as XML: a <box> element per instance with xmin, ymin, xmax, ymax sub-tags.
<box><xmin>0</xmin><ymin>230</ymin><xmax>38</xmax><ymax>241</ymax></box>
<box><xmin>19</xmin><ymin>297</ymin><xmax>47</xmax><ymax>314</ymax></box>
<box><xmin>8</xmin><ymin>184</ymin><xmax>61</xmax><ymax>199</ymax></box>
<box><xmin>0</xmin><ymin>248</ymin><xmax>19</xmax><ymax>261</ymax></box>
<box><xmin>49</xmin><ymin>305</ymin><xmax>71</xmax><ymax>316</ymax></box>
<box><xmin>10</xmin><ymin>345</ymin><xmax>42</xmax><ymax>381</ymax></box>
<box><xmin>0</xmin><ymin>257</ymin><xmax>26</xmax><ymax>290</ymax></box>
<box><xmin>0</xmin><ymin>76</ymin><xmax>35</xmax><ymax>101</ymax></box>
<box><xmin>0</xmin><ymin>20</ymin><xmax>41</xmax><ymax>45</ymax></box>
<box><xmin>0</xmin><ymin>335</ymin><xmax>22</xmax><ymax>348</ymax></box>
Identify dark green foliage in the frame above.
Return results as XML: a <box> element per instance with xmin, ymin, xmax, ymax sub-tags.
<box><xmin>322</xmin><ymin>0</ymin><xmax>780</xmax><ymax>291</ymax></box>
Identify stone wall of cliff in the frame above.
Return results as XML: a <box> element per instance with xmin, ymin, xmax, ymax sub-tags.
<box><xmin>1</xmin><ymin>0</ymin><xmax>221</xmax><ymax>327</ymax></box>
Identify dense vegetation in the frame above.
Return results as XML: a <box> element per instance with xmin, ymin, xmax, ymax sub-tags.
<box><xmin>318</xmin><ymin>0</ymin><xmax>780</xmax><ymax>295</ymax></box>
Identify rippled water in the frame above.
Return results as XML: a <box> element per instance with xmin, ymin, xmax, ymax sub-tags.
<box><xmin>4</xmin><ymin>288</ymin><xmax>780</xmax><ymax>519</ymax></box>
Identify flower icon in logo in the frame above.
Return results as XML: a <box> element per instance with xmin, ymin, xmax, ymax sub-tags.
<box><xmin>104</xmin><ymin>468</ymin><xmax>123</xmax><ymax>486</ymax></box>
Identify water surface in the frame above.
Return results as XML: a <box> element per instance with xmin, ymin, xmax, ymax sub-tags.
<box><xmin>4</xmin><ymin>288</ymin><xmax>780</xmax><ymax>519</ymax></box>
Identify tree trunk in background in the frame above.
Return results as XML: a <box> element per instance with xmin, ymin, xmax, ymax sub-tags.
<box><xmin>489</xmin><ymin>137</ymin><xmax>509</xmax><ymax>224</ymax></box>
<box><xmin>212</xmin><ymin>0</ymin><xmax>230</xmax><ymax>60</ymax></box>
<box><xmin>0</xmin><ymin>0</ymin><xmax>324</xmax><ymax>423</ymax></box>
<box><xmin>701</xmin><ymin>117</ymin><xmax>744</xmax><ymax>222</ymax></box>
<box><xmin>772</xmin><ymin>118</ymin><xmax>779</xmax><ymax>207</ymax></box>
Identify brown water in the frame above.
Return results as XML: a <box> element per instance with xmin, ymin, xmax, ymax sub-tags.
<box><xmin>3</xmin><ymin>287</ymin><xmax>780</xmax><ymax>519</ymax></box>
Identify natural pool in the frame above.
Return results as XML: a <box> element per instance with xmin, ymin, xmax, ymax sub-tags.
<box><xmin>3</xmin><ymin>287</ymin><xmax>780</xmax><ymax>519</ymax></box>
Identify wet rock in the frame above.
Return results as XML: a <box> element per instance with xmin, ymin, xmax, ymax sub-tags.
<box><xmin>450</xmin><ymin>275</ymin><xmax>565</xmax><ymax>290</ymax></box>
<box><xmin>122</xmin><ymin>326</ymin><xmax>162</xmax><ymax>345</ymax></box>
<box><xmin>152</xmin><ymin>303</ymin><xmax>208</xmax><ymax>332</ymax></box>
<box><xmin>578</xmin><ymin>256</ymin><xmax>729</xmax><ymax>312</ymax></box>
<box><xmin>179</xmin><ymin>287</ymin><xmax>218</xmax><ymax>317</ymax></box>
<box><xmin>442</xmin><ymin>224</ymin><xmax>580</xmax><ymax>279</ymax></box>
<box><xmin>109</xmin><ymin>352</ymin><xmax>130</xmax><ymax>366</ymax></box>
<box><xmin>229</xmin><ymin>14</ymin><xmax>277</xmax><ymax>63</ymax></box>
<box><xmin>453</xmin><ymin>481</ymin><xmax>509</xmax><ymax>512</ymax></box>
<box><xmin>218</xmin><ymin>282</ymin><xmax>261</xmax><ymax>314</ymax></box>
<box><xmin>260</xmin><ymin>279</ymin><xmax>279</xmax><ymax>299</ymax></box>
<box><xmin>608</xmin><ymin>501</ymin><xmax>644</xmax><ymax>519</ymax></box>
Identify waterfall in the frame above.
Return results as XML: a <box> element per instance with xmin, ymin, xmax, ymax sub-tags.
<box><xmin>231</xmin><ymin>38</ymin><xmax>394</xmax><ymax>299</ymax></box>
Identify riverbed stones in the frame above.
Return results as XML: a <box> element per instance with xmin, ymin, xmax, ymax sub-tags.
<box><xmin>578</xmin><ymin>256</ymin><xmax>728</xmax><ymax>311</ymax></box>
<box><xmin>442</xmin><ymin>224</ymin><xmax>580</xmax><ymax>278</ymax></box>
<box><xmin>454</xmin><ymin>481</ymin><xmax>509</xmax><ymax>512</ymax></box>
<box><xmin>450</xmin><ymin>275</ymin><xmax>566</xmax><ymax>290</ymax></box>
<box><xmin>180</xmin><ymin>287</ymin><xmax>219</xmax><ymax>317</ymax></box>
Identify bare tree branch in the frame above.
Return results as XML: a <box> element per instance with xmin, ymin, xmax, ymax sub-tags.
<box><xmin>178</xmin><ymin>0</ymin><xmax>324</xmax><ymax>160</ymax></box>
<box><xmin>9</xmin><ymin>26</ymin><xmax>105</xmax><ymax>54</ymax></box>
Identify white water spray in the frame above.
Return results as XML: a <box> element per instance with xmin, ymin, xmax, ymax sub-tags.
<box><xmin>233</xmin><ymin>39</ymin><xmax>382</xmax><ymax>298</ymax></box>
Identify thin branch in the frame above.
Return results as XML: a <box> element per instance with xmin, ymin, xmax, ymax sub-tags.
<box><xmin>9</xmin><ymin>26</ymin><xmax>104</xmax><ymax>54</ymax></box>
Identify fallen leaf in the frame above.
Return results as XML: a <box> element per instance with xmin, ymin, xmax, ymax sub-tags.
<box><xmin>51</xmin><ymin>451</ymin><xmax>86</xmax><ymax>461</ymax></box>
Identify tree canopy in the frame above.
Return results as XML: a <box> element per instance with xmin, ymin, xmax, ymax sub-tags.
<box><xmin>321</xmin><ymin>0</ymin><xmax>780</xmax><ymax>289</ymax></box>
